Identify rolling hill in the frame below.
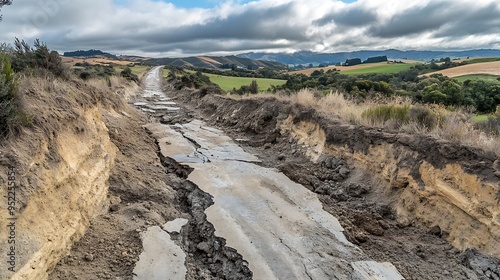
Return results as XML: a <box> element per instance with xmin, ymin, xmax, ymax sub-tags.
<box><xmin>238</xmin><ymin>49</ymin><xmax>500</xmax><ymax>66</ymax></box>
<box><xmin>142</xmin><ymin>55</ymin><xmax>286</xmax><ymax>70</ymax></box>
<box><xmin>64</xmin><ymin>49</ymin><xmax>119</xmax><ymax>60</ymax></box>
<box><xmin>63</xmin><ymin>50</ymin><xmax>286</xmax><ymax>70</ymax></box>
<box><xmin>423</xmin><ymin>61</ymin><xmax>500</xmax><ymax>78</ymax></box>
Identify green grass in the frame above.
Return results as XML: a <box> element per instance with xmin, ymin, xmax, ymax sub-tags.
<box><xmin>463</xmin><ymin>57</ymin><xmax>500</xmax><ymax>64</ymax></box>
<box><xmin>162</xmin><ymin>69</ymin><xmax>286</xmax><ymax>91</ymax></box>
<box><xmin>340</xmin><ymin>63</ymin><xmax>416</xmax><ymax>75</ymax></box>
<box><xmin>117</xmin><ymin>65</ymin><xmax>150</xmax><ymax>78</ymax></box>
<box><xmin>130</xmin><ymin>65</ymin><xmax>150</xmax><ymax>77</ymax></box>
<box><xmin>453</xmin><ymin>74</ymin><xmax>500</xmax><ymax>83</ymax></box>
<box><xmin>202</xmin><ymin>73</ymin><xmax>286</xmax><ymax>91</ymax></box>
<box><xmin>472</xmin><ymin>114</ymin><xmax>496</xmax><ymax>122</ymax></box>
<box><xmin>362</xmin><ymin>104</ymin><xmax>410</xmax><ymax>123</ymax></box>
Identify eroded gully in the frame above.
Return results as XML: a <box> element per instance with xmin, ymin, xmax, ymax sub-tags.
<box><xmin>132</xmin><ymin>66</ymin><xmax>405</xmax><ymax>280</ymax></box>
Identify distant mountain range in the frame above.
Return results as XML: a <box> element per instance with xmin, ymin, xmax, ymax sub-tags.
<box><xmin>237</xmin><ymin>49</ymin><xmax>500</xmax><ymax>66</ymax></box>
<box><xmin>63</xmin><ymin>48</ymin><xmax>500</xmax><ymax>69</ymax></box>
<box><xmin>141</xmin><ymin>55</ymin><xmax>285</xmax><ymax>69</ymax></box>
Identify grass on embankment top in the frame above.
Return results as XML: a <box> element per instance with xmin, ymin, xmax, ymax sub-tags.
<box><xmin>340</xmin><ymin>63</ymin><xmax>416</xmax><ymax>75</ymax></box>
<box><xmin>453</xmin><ymin>74</ymin><xmax>500</xmax><ymax>83</ymax></box>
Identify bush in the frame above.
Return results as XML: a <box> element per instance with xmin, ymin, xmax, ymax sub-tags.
<box><xmin>10</xmin><ymin>38</ymin><xmax>68</xmax><ymax>78</ymax></box>
<box><xmin>173</xmin><ymin>71</ymin><xmax>212</xmax><ymax>90</ymax></box>
<box><xmin>362</xmin><ymin>105</ymin><xmax>410</xmax><ymax>125</ymax></box>
<box><xmin>249</xmin><ymin>80</ymin><xmax>259</xmax><ymax>94</ymax></box>
<box><xmin>408</xmin><ymin>106</ymin><xmax>441</xmax><ymax>129</ymax></box>
<box><xmin>362</xmin><ymin>104</ymin><xmax>444</xmax><ymax>130</ymax></box>
<box><xmin>79</xmin><ymin>71</ymin><xmax>91</xmax><ymax>80</ymax></box>
<box><xmin>0</xmin><ymin>51</ymin><xmax>27</xmax><ymax>138</ymax></box>
<box><xmin>120</xmin><ymin>66</ymin><xmax>139</xmax><ymax>82</ymax></box>
<box><xmin>474</xmin><ymin>111</ymin><xmax>500</xmax><ymax>137</ymax></box>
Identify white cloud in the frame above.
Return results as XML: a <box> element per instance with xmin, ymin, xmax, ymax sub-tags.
<box><xmin>0</xmin><ymin>0</ymin><xmax>499</xmax><ymax>57</ymax></box>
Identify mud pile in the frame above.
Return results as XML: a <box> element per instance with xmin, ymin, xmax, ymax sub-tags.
<box><xmin>173</xmin><ymin>89</ymin><xmax>500</xmax><ymax>279</ymax></box>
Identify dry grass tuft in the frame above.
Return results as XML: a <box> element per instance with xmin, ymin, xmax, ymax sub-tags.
<box><xmin>15</xmin><ymin>74</ymin><xmax>136</xmax><ymax>138</ymax></box>
<box><xmin>271</xmin><ymin>88</ymin><xmax>500</xmax><ymax>156</ymax></box>
<box><xmin>290</xmin><ymin>89</ymin><xmax>318</xmax><ymax>107</ymax></box>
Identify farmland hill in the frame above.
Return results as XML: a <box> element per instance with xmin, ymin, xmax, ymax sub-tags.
<box><xmin>141</xmin><ymin>55</ymin><xmax>286</xmax><ymax>70</ymax></box>
<box><xmin>238</xmin><ymin>49</ymin><xmax>500</xmax><ymax>65</ymax></box>
<box><xmin>63</xmin><ymin>50</ymin><xmax>149</xmax><ymax>63</ymax></box>
<box><xmin>64</xmin><ymin>49</ymin><xmax>119</xmax><ymax>60</ymax></box>
<box><xmin>62</xmin><ymin>50</ymin><xmax>285</xmax><ymax>70</ymax></box>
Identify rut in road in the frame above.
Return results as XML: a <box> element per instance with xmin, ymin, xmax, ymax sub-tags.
<box><xmin>136</xmin><ymin>67</ymin><xmax>404</xmax><ymax>280</ymax></box>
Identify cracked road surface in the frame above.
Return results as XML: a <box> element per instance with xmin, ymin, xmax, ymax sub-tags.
<box><xmin>138</xmin><ymin>67</ymin><xmax>405</xmax><ymax>280</ymax></box>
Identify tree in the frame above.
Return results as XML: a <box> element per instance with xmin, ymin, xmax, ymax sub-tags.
<box><xmin>441</xmin><ymin>79</ymin><xmax>462</xmax><ymax>105</ymax></box>
<box><xmin>345</xmin><ymin>58</ymin><xmax>362</xmax><ymax>66</ymax></box>
<box><xmin>422</xmin><ymin>84</ymin><xmax>447</xmax><ymax>104</ymax></box>
<box><xmin>11</xmin><ymin>38</ymin><xmax>67</xmax><ymax>78</ymax></box>
<box><xmin>0</xmin><ymin>51</ymin><xmax>20</xmax><ymax>137</ymax></box>
<box><xmin>462</xmin><ymin>80</ymin><xmax>500</xmax><ymax>113</ymax></box>
<box><xmin>310</xmin><ymin>69</ymin><xmax>324</xmax><ymax>77</ymax></box>
<box><xmin>0</xmin><ymin>0</ymin><xmax>13</xmax><ymax>21</ymax></box>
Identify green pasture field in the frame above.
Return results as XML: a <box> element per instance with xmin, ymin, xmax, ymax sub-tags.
<box><xmin>453</xmin><ymin>74</ymin><xmax>500</xmax><ymax>83</ymax></box>
<box><xmin>203</xmin><ymin>73</ymin><xmax>286</xmax><ymax>91</ymax></box>
<box><xmin>116</xmin><ymin>65</ymin><xmax>150</xmax><ymax>78</ymax></box>
<box><xmin>163</xmin><ymin>69</ymin><xmax>286</xmax><ymax>91</ymax></box>
<box><xmin>464</xmin><ymin>57</ymin><xmax>500</xmax><ymax>64</ymax></box>
<box><xmin>340</xmin><ymin>63</ymin><xmax>416</xmax><ymax>75</ymax></box>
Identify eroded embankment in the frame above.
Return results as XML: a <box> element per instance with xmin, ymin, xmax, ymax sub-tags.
<box><xmin>176</xmin><ymin>90</ymin><xmax>500</xmax><ymax>279</ymax></box>
<box><xmin>0</xmin><ymin>77</ymin><xmax>129</xmax><ymax>279</ymax></box>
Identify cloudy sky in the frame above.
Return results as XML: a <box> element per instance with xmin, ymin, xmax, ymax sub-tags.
<box><xmin>0</xmin><ymin>0</ymin><xmax>499</xmax><ymax>57</ymax></box>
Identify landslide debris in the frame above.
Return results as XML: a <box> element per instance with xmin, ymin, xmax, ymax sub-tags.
<box><xmin>168</xmin><ymin>86</ymin><xmax>500</xmax><ymax>280</ymax></box>
<box><xmin>50</xmin><ymin>74</ymin><xmax>251</xmax><ymax>279</ymax></box>
<box><xmin>155</xmin><ymin>143</ymin><xmax>253</xmax><ymax>280</ymax></box>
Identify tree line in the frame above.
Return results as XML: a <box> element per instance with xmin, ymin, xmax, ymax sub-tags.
<box><xmin>278</xmin><ymin>68</ymin><xmax>500</xmax><ymax>113</ymax></box>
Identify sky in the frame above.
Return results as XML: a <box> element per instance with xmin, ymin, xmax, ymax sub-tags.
<box><xmin>0</xmin><ymin>0</ymin><xmax>499</xmax><ymax>57</ymax></box>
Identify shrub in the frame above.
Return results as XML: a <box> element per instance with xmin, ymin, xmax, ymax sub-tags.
<box><xmin>362</xmin><ymin>105</ymin><xmax>410</xmax><ymax>126</ymax></box>
<box><xmin>79</xmin><ymin>71</ymin><xmax>91</xmax><ymax>80</ymax></box>
<box><xmin>474</xmin><ymin>112</ymin><xmax>500</xmax><ymax>137</ymax></box>
<box><xmin>120</xmin><ymin>66</ymin><xmax>139</xmax><ymax>83</ymax></box>
<box><xmin>172</xmin><ymin>71</ymin><xmax>215</xmax><ymax>90</ymax></box>
<box><xmin>10</xmin><ymin>38</ymin><xmax>68</xmax><ymax>78</ymax></box>
<box><xmin>408</xmin><ymin>106</ymin><xmax>441</xmax><ymax>129</ymax></box>
<box><xmin>249</xmin><ymin>80</ymin><xmax>259</xmax><ymax>94</ymax></box>
<box><xmin>0</xmin><ymin>51</ymin><xmax>27</xmax><ymax>138</ymax></box>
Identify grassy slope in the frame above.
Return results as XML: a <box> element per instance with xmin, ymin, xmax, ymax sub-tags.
<box><xmin>163</xmin><ymin>69</ymin><xmax>286</xmax><ymax>91</ymax></box>
<box><xmin>116</xmin><ymin>65</ymin><xmax>150</xmax><ymax>78</ymax></box>
<box><xmin>464</xmin><ymin>57</ymin><xmax>500</xmax><ymax>64</ymax></box>
<box><xmin>292</xmin><ymin>62</ymin><xmax>417</xmax><ymax>76</ymax></box>
<box><xmin>424</xmin><ymin>58</ymin><xmax>500</xmax><ymax>78</ymax></box>
<box><xmin>203</xmin><ymin>73</ymin><xmax>286</xmax><ymax>91</ymax></box>
<box><xmin>340</xmin><ymin>63</ymin><xmax>415</xmax><ymax>75</ymax></box>
<box><xmin>453</xmin><ymin>74</ymin><xmax>500</xmax><ymax>83</ymax></box>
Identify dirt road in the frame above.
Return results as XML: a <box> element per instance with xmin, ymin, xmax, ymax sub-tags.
<box><xmin>136</xmin><ymin>67</ymin><xmax>404</xmax><ymax>279</ymax></box>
